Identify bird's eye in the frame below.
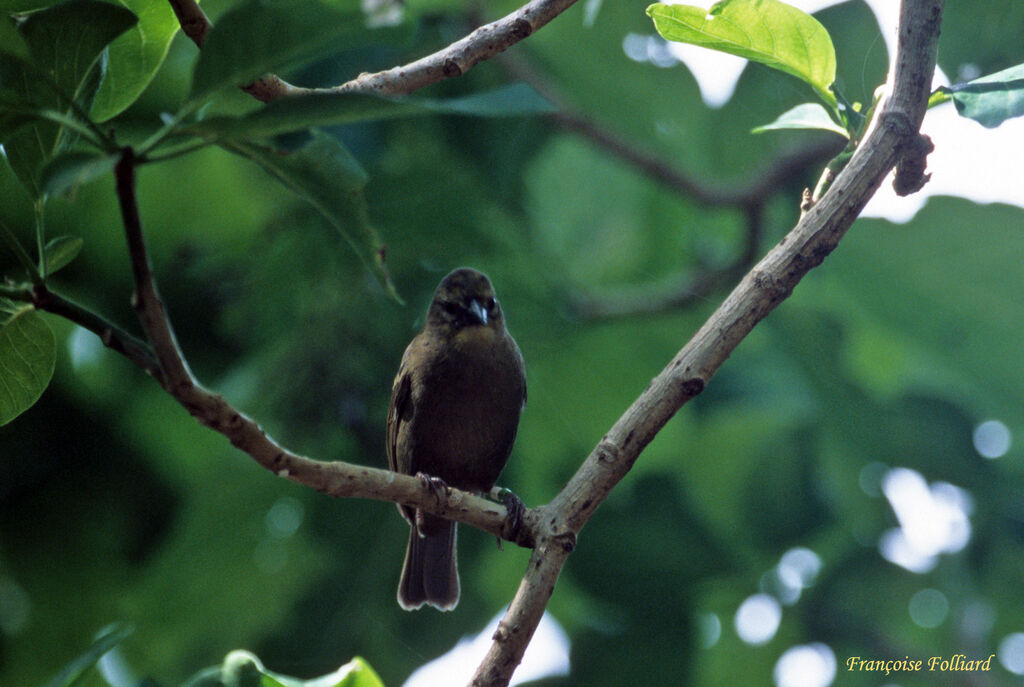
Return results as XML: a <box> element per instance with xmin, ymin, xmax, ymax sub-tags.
<box><xmin>486</xmin><ymin>297</ymin><xmax>497</xmax><ymax>311</ymax></box>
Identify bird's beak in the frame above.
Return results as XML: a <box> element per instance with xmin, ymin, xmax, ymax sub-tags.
<box><xmin>468</xmin><ymin>299</ymin><xmax>488</xmax><ymax>325</ymax></box>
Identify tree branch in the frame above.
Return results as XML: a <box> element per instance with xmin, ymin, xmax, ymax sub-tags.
<box><xmin>167</xmin><ymin>0</ymin><xmax>581</xmax><ymax>102</ymax></box>
<box><xmin>167</xmin><ymin>0</ymin><xmax>210</xmax><ymax>48</ymax></box>
<box><xmin>470</xmin><ymin>0</ymin><xmax>943</xmax><ymax>683</ymax></box>
<box><xmin>326</xmin><ymin>0</ymin><xmax>580</xmax><ymax>96</ymax></box>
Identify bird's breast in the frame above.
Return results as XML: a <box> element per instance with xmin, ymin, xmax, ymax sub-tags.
<box><xmin>407</xmin><ymin>330</ymin><xmax>524</xmax><ymax>489</ymax></box>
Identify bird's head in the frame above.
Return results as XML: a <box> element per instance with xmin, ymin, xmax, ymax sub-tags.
<box><xmin>426</xmin><ymin>268</ymin><xmax>506</xmax><ymax>335</ymax></box>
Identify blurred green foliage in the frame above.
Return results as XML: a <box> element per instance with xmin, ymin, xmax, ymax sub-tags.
<box><xmin>2</xmin><ymin>0</ymin><xmax>1024</xmax><ymax>686</ymax></box>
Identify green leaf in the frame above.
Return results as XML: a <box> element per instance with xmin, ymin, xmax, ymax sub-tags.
<box><xmin>0</xmin><ymin>0</ymin><xmax>137</xmax><ymax>196</ymax></box>
<box><xmin>40</xmin><ymin>150</ymin><xmax>119</xmax><ymax>196</ymax></box>
<box><xmin>939</xmin><ymin>62</ymin><xmax>1024</xmax><ymax>128</ymax></box>
<box><xmin>647</xmin><ymin>0</ymin><xmax>837</xmax><ymax>108</ymax></box>
<box><xmin>0</xmin><ymin>0</ymin><xmax>63</xmax><ymax>11</ymax></box>
<box><xmin>0</xmin><ymin>15</ymin><xmax>30</xmax><ymax>59</ymax></box>
<box><xmin>19</xmin><ymin>0</ymin><xmax>138</xmax><ymax>102</ymax></box>
<box><xmin>182</xmin><ymin>84</ymin><xmax>553</xmax><ymax>142</ymax></box>
<box><xmin>91</xmin><ymin>0</ymin><xmax>183</xmax><ymax>122</ymax></box>
<box><xmin>217</xmin><ymin>651</ymin><xmax>384</xmax><ymax>687</ymax></box>
<box><xmin>0</xmin><ymin>303</ymin><xmax>56</xmax><ymax>425</ymax></box>
<box><xmin>752</xmin><ymin>102</ymin><xmax>848</xmax><ymax>137</ymax></box>
<box><xmin>42</xmin><ymin>624</ymin><xmax>133</xmax><ymax>687</ymax></box>
<box><xmin>225</xmin><ymin>132</ymin><xmax>400</xmax><ymax>302</ymax></box>
<box><xmin>189</xmin><ymin>0</ymin><xmax>409</xmax><ymax>102</ymax></box>
<box><xmin>43</xmin><ymin>235</ymin><xmax>84</xmax><ymax>275</ymax></box>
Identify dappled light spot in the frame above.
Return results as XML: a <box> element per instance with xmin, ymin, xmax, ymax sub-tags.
<box><xmin>735</xmin><ymin>593</ymin><xmax>781</xmax><ymax>645</ymax></box>
<box><xmin>998</xmin><ymin>633</ymin><xmax>1024</xmax><ymax>675</ymax></box>
<box><xmin>698</xmin><ymin>612</ymin><xmax>722</xmax><ymax>648</ymax></box>
<box><xmin>878</xmin><ymin>468</ymin><xmax>972</xmax><ymax>573</ymax></box>
<box><xmin>774</xmin><ymin>643</ymin><xmax>836</xmax><ymax>687</ymax></box>
<box><xmin>621</xmin><ymin>33</ymin><xmax>679</xmax><ymax>68</ymax></box>
<box><xmin>857</xmin><ymin>461</ymin><xmax>888</xmax><ymax>498</ymax></box>
<box><xmin>69</xmin><ymin>326</ymin><xmax>104</xmax><ymax>370</ymax></box>
<box><xmin>265</xmin><ymin>496</ymin><xmax>304</xmax><ymax>539</ymax></box>
<box><xmin>973</xmin><ymin>419</ymin><xmax>1011</xmax><ymax>459</ymax></box>
<box><xmin>908</xmin><ymin>588</ymin><xmax>949</xmax><ymax>628</ymax></box>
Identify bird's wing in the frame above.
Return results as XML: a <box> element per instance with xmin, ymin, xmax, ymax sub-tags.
<box><xmin>386</xmin><ymin>355</ymin><xmax>413</xmax><ymax>474</ymax></box>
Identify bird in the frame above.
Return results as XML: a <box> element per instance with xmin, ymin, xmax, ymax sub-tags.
<box><xmin>386</xmin><ymin>268</ymin><xmax>527</xmax><ymax>611</ymax></box>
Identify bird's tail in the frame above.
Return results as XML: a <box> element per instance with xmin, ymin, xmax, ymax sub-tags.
<box><xmin>398</xmin><ymin>515</ymin><xmax>459</xmax><ymax>611</ymax></box>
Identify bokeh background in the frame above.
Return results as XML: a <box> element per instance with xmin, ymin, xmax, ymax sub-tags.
<box><xmin>2</xmin><ymin>0</ymin><xmax>1024</xmax><ymax>685</ymax></box>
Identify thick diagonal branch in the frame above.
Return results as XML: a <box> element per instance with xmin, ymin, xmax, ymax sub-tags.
<box><xmin>470</xmin><ymin>1</ymin><xmax>944</xmax><ymax>684</ymax></box>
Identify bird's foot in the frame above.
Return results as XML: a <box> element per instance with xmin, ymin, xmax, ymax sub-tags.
<box><xmin>414</xmin><ymin>473</ymin><xmax>450</xmax><ymax>536</ymax></box>
<box><xmin>489</xmin><ymin>487</ymin><xmax>525</xmax><ymax>549</ymax></box>
<box><xmin>416</xmin><ymin>472</ymin><xmax>449</xmax><ymax>503</ymax></box>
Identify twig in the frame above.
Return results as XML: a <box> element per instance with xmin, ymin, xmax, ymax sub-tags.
<box><xmin>110</xmin><ymin>146</ymin><xmax>529</xmax><ymax>545</ymax></box>
<box><xmin>569</xmin><ymin>205</ymin><xmax>766</xmax><ymax>320</ymax></box>
<box><xmin>550</xmin><ymin>111</ymin><xmax>843</xmax><ymax>209</ymax></box>
<box><xmin>327</xmin><ymin>0</ymin><xmax>580</xmax><ymax>96</ymax></box>
<box><xmin>166</xmin><ymin>0</ymin><xmax>580</xmax><ymax>101</ymax></box>
<box><xmin>495</xmin><ymin>48</ymin><xmax>841</xmax><ymax>319</ymax></box>
<box><xmin>36</xmin><ymin>287</ymin><xmax>163</xmax><ymax>382</ymax></box>
<box><xmin>167</xmin><ymin>0</ymin><xmax>210</xmax><ymax>48</ymax></box>
<box><xmin>470</xmin><ymin>1</ymin><xmax>944</xmax><ymax>683</ymax></box>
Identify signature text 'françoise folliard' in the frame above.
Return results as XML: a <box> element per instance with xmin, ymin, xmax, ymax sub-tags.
<box><xmin>846</xmin><ymin>654</ymin><xmax>995</xmax><ymax>676</ymax></box>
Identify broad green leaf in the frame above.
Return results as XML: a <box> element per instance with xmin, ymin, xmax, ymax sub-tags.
<box><xmin>183</xmin><ymin>84</ymin><xmax>553</xmax><ymax>142</ymax></box>
<box><xmin>217</xmin><ymin>651</ymin><xmax>384</xmax><ymax>687</ymax></box>
<box><xmin>647</xmin><ymin>0</ymin><xmax>837</xmax><ymax>108</ymax></box>
<box><xmin>215</xmin><ymin>651</ymin><xmax>380</xmax><ymax>687</ymax></box>
<box><xmin>752</xmin><ymin>102</ymin><xmax>848</xmax><ymax>137</ymax></box>
<box><xmin>1</xmin><ymin>0</ymin><xmax>137</xmax><ymax>197</ymax></box>
<box><xmin>225</xmin><ymin>132</ymin><xmax>400</xmax><ymax>302</ymax></box>
<box><xmin>43</xmin><ymin>235</ymin><xmax>85</xmax><ymax>275</ymax></box>
<box><xmin>938</xmin><ymin>62</ymin><xmax>1024</xmax><ymax>128</ymax></box>
<box><xmin>0</xmin><ymin>0</ymin><xmax>63</xmax><ymax>11</ymax></box>
<box><xmin>0</xmin><ymin>303</ymin><xmax>56</xmax><ymax>426</ymax></box>
<box><xmin>18</xmin><ymin>0</ymin><xmax>138</xmax><ymax>106</ymax></box>
<box><xmin>41</xmin><ymin>624</ymin><xmax>133</xmax><ymax>687</ymax></box>
<box><xmin>40</xmin><ymin>150</ymin><xmax>118</xmax><ymax>196</ymax></box>
<box><xmin>91</xmin><ymin>0</ymin><xmax>183</xmax><ymax>122</ymax></box>
<box><xmin>189</xmin><ymin>0</ymin><xmax>410</xmax><ymax>102</ymax></box>
<box><xmin>0</xmin><ymin>15</ymin><xmax>29</xmax><ymax>59</ymax></box>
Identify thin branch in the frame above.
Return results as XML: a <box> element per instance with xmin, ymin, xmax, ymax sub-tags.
<box><xmin>167</xmin><ymin>0</ymin><xmax>210</xmax><ymax>48</ymax></box>
<box><xmin>35</xmin><ymin>287</ymin><xmax>164</xmax><ymax>382</ymax></box>
<box><xmin>110</xmin><ymin>146</ymin><xmax>529</xmax><ymax>545</ymax></box>
<box><xmin>326</xmin><ymin>0</ymin><xmax>580</xmax><ymax>96</ymax></box>
<box><xmin>569</xmin><ymin>205</ymin><xmax>766</xmax><ymax>321</ymax></box>
<box><xmin>495</xmin><ymin>49</ymin><xmax>842</xmax><ymax>319</ymax></box>
<box><xmin>471</xmin><ymin>1</ymin><xmax>943</xmax><ymax>683</ymax></box>
<box><xmin>167</xmin><ymin>0</ymin><xmax>581</xmax><ymax>101</ymax></box>
<box><xmin>551</xmin><ymin>109</ymin><xmax>841</xmax><ymax>207</ymax></box>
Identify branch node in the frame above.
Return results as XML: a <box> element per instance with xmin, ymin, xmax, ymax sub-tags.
<box><xmin>510</xmin><ymin>17</ymin><xmax>533</xmax><ymax>39</ymax></box>
<box><xmin>680</xmin><ymin>377</ymin><xmax>705</xmax><ymax>397</ymax></box>
<box><xmin>893</xmin><ymin>132</ymin><xmax>934</xmax><ymax>196</ymax></box>
<box><xmin>595</xmin><ymin>440</ymin><xmax>619</xmax><ymax>463</ymax></box>
<box><xmin>442</xmin><ymin>58</ymin><xmax>463</xmax><ymax>77</ymax></box>
<box><xmin>552</xmin><ymin>531</ymin><xmax>576</xmax><ymax>553</ymax></box>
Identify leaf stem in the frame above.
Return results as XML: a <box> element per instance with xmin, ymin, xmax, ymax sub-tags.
<box><xmin>0</xmin><ymin>219</ymin><xmax>43</xmax><ymax>285</ymax></box>
<box><xmin>34</xmin><ymin>201</ymin><xmax>47</xmax><ymax>279</ymax></box>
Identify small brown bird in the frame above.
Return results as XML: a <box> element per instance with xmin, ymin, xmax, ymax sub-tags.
<box><xmin>386</xmin><ymin>268</ymin><xmax>526</xmax><ymax>611</ymax></box>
